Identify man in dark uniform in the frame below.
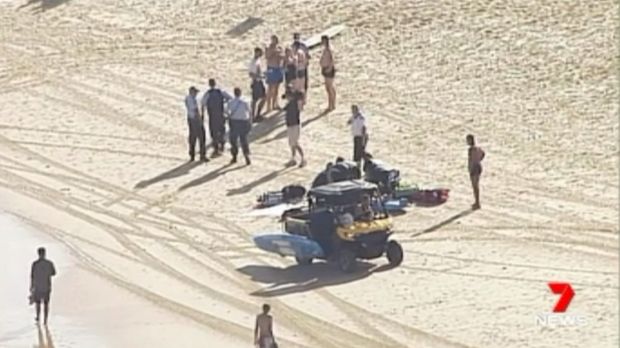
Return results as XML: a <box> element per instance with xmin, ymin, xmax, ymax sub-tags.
<box><xmin>201</xmin><ymin>79</ymin><xmax>232</xmax><ymax>157</ymax></box>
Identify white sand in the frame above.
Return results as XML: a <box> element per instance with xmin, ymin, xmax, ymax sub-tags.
<box><xmin>0</xmin><ymin>0</ymin><xmax>617</xmax><ymax>347</ymax></box>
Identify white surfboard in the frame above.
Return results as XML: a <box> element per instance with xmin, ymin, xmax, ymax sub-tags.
<box><xmin>302</xmin><ymin>24</ymin><xmax>346</xmax><ymax>50</ymax></box>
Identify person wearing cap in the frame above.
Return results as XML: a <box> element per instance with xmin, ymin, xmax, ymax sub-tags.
<box><xmin>184</xmin><ymin>86</ymin><xmax>207</xmax><ymax>162</ymax></box>
<box><xmin>347</xmin><ymin>104</ymin><xmax>367</xmax><ymax>168</ymax></box>
<box><xmin>226</xmin><ymin>87</ymin><xmax>252</xmax><ymax>165</ymax></box>
<box><xmin>201</xmin><ymin>78</ymin><xmax>232</xmax><ymax>157</ymax></box>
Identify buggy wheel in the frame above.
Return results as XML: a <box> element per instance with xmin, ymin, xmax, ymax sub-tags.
<box><xmin>338</xmin><ymin>248</ymin><xmax>357</xmax><ymax>273</ymax></box>
<box><xmin>386</xmin><ymin>240</ymin><xmax>403</xmax><ymax>266</ymax></box>
<box><xmin>295</xmin><ymin>256</ymin><xmax>313</xmax><ymax>265</ymax></box>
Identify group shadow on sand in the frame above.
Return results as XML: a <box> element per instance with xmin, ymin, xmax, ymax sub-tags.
<box><xmin>237</xmin><ymin>261</ymin><xmax>395</xmax><ymax>297</ymax></box>
<box><xmin>17</xmin><ymin>0</ymin><xmax>69</xmax><ymax>13</ymax></box>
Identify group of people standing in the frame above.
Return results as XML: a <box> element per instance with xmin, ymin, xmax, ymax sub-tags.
<box><xmin>183</xmin><ymin>32</ymin><xmax>337</xmax><ymax>168</ymax></box>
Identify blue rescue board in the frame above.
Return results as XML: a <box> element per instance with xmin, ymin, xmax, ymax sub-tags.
<box><xmin>253</xmin><ymin>233</ymin><xmax>325</xmax><ymax>259</ymax></box>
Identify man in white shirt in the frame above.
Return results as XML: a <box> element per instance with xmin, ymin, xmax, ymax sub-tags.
<box><xmin>185</xmin><ymin>86</ymin><xmax>207</xmax><ymax>162</ymax></box>
<box><xmin>227</xmin><ymin>87</ymin><xmax>252</xmax><ymax>165</ymax></box>
<box><xmin>347</xmin><ymin>104</ymin><xmax>367</xmax><ymax>168</ymax></box>
<box><xmin>249</xmin><ymin>47</ymin><xmax>266</xmax><ymax>122</ymax></box>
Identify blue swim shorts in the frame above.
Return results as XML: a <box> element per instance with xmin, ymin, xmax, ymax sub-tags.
<box><xmin>266</xmin><ymin>67</ymin><xmax>284</xmax><ymax>85</ymax></box>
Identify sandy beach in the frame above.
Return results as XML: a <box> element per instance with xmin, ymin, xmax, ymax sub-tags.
<box><xmin>0</xmin><ymin>0</ymin><xmax>618</xmax><ymax>347</ymax></box>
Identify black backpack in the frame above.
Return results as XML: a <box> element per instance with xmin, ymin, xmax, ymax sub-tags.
<box><xmin>206</xmin><ymin>88</ymin><xmax>224</xmax><ymax>114</ymax></box>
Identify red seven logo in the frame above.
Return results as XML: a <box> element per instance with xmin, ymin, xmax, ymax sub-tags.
<box><xmin>548</xmin><ymin>282</ymin><xmax>575</xmax><ymax>313</ymax></box>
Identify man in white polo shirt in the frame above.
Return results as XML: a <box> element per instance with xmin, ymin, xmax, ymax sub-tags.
<box><xmin>227</xmin><ymin>87</ymin><xmax>252</xmax><ymax>165</ymax></box>
<box><xmin>347</xmin><ymin>104</ymin><xmax>367</xmax><ymax>168</ymax></box>
<box><xmin>184</xmin><ymin>86</ymin><xmax>207</xmax><ymax>162</ymax></box>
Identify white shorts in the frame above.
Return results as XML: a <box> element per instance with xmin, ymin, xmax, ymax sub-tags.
<box><xmin>287</xmin><ymin>125</ymin><xmax>300</xmax><ymax>147</ymax></box>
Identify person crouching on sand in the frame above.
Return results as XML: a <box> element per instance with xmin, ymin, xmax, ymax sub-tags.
<box><xmin>284</xmin><ymin>88</ymin><xmax>306</xmax><ymax>168</ymax></box>
<box><xmin>467</xmin><ymin>134</ymin><xmax>485</xmax><ymax>210</ymax></box>
<box><xmin>320</xmin><ymin>35</ymin><xmax>336</xmax><ymax>111</ymax></box>
<box><xmin>265</xmin><ymin>35</ymin><xmax>284</xmax><ymax>113</ymax></box>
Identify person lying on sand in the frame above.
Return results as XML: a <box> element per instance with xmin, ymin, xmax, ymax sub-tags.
<box><xmin>466</xmin><ymin>134</ymin><xmax>485</xmax><ymax>210</ymax></box>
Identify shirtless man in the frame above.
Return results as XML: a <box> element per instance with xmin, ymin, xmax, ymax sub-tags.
<box><xmin>291</xmin><ymin>32</ymin><xmax>310</xmax><ymax>102</ymax></box>
<box><xmin>319</xmin><ymin>35</ymin><xmax>336</xmax><ymax>111</ymax></box>
<box><xmin>466</xmin><ymin>134</ymin><xmax>485</xmax><ymax>210</ymax></box>
<box><xmin>254</xmin><ymin>304</ymin><xmax>276</xmax><ymax>348</ymax></box>
<box><xmin>265</xmin><ymin>35</ymin><xmax>284</xmax><ymax>112</ymax></box>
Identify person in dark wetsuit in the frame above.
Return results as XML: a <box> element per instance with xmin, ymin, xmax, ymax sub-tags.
<box><xmin>466</xmin><ymin>134</ymin><xmax>485</xmax><ymax>210</ymax></box>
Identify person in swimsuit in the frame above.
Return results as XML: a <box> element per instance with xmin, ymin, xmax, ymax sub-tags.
<box><xmin>293</xmin><ymin>46</ymin><xmax>308</xmax><ymax>107</ymax></box>
<box><xmin>291</xmin><ymin>32</ymin><xmax>310</xmax><ymax>92</ymax></box>
<box><xmin>320</xmin><ymin>35</ymin><xmax>336</xmax><ymax>111</ymax></box>
<box><xmin>248</xmin><ymin>47</ymin><xmax>266</xmax><ymax>122</ymax></box>
<box><xmin>283</xmin><ymin>47</ymin><xmax>297</xmax><ymax>87</ymax></box>
<box><xmin>254</xmin><ymin>304</ymin><xmax>277</xmax><ymax>348</ymax></box>
<box><xmin>467</xmin><ymin>134</ymin><xmax>485</xmax><ymax>210</ymax></box>
<box><xmin>265</xmin><ymin>35</ymin><xmax>284</xmax><ymax>113</ymax></box>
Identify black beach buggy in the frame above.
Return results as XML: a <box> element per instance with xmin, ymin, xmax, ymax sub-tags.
<box><xmin>282</xmin><ymin>180</ymin><xmax>404</xmax><ymax>272</ymax></box>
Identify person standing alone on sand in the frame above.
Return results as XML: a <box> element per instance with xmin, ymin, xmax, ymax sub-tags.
<box><xmin>254</xmin><ymin>304</ymin><xmax>277</xmax><ymax>348</ymax></box>
<box><xmin>265</xmin><ymin>35</ymin><xmax>284</xmax><ymax>113</ymax></box>
<box><xmin>284</xmin><ymin>89</ymin><xmax>306</xmax><ymax>168</ymax></box>
<box><xmin>467</xmin><ymin>134</ymin><xmax>485</xmax><ymax>210</ymax></box>
<box><xmin>320</xmin><ymin>35</ymin><xmax>336</xmax><ymax>111</ymax></box>
<box><xmin>249</xmin><ymin>47</ymin><xmax>266</xmax><ymax>122</ymax></box>
<box><xmin>30</xmin><ymin>247</ymin><xmax>56</xmax><ymax>325</ymax></box>
<box><xmin>185</xmin><ymin>86</ymin><xmax>207</xmax><ymax>162</ymax></box>
<box><xmin>227</xmin><ymin>87</ymin><xmax>252</xmax><ymax>165</ymax></box>
<box><xmin>201</xmin><ymin>79</ymin><xmax>232</xmax><ymax>157</ymax></box>
<box><xmin>347</xmin><ymin>105</ymin><xmax>367</xmax><ymax>168</ymax></box>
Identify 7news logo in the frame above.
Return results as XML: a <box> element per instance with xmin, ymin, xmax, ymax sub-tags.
<box><xmin>536</xmin><ymin>282</ymin><xmax>587</xmax><ymax>327</ymax></box>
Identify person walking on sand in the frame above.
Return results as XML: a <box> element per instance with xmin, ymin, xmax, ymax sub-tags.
<box><xmin>265</xmin><ymin>35</ymin><xmax>284</xmax><ymax>113</ymax></box>
<box><xmin>249</xmin><ymin>47</ymin><xmax>266</xmax><ymax>122</ymax></box>
<box><xmin>347</xmin><ymin>104</ymin><xmax>367</xmax><ymax>168</ymax></box>
<box><xmin>254</xmin><ymin>304</ymin><xmax>277</xmax><ymax>348</ymax></box>
<box><xmin>227</xmin><ymin>87</ymin><xmax>252</xmax><ymax>165</ymax></box>
<box><xmin>320</xmin><ymin>35</ymin><xmax>336</xmax><ymax>111</ymax></box>
<box><xmin>185</xmin><ymin>86</ymin><xmax>208</xmax><ymax>162</ymax></box>
<box><xmin>284</xmin><ymin>89</ymin><xmax>306</xmax><ymax>168</ymax></box>
<box><xmin>466</xmin><ymin>134</ymin><xmax>485</xmax><ymax>210</ymax></box>
<box><xmin>201</xmin><ymin>79</ymin><xmax>232</xmax><ymax>157</ymax></box>
<box><xmin>30</xmin><ymin>247</ymin><xmax>56</xmax><ymax>325</ymax></box>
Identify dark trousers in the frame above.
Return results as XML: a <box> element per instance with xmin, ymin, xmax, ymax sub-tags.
<box><xmin>188</xmin><ymin>117</ymin><xmax>206</xmax><ymax>159</ymax></box>
<box><xmin>353</xmin><ymin>136</ymin><xmax>366</xmax><ymax>162</ymax></box>
<box><xmin>208</xmin><ymin>114</ymin><xmax>226</xmax><ymax>152</ymax></box>
<box><xmin>229</xmin><ymin>119</ymin><xmax>251</xmax><ymax>158</ymax></box>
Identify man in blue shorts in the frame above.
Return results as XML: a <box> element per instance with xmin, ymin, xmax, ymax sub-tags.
<box><xmin>265</xmin><ymin>35</ymin><xmax>284</xmax><ymax>113</ymax></box>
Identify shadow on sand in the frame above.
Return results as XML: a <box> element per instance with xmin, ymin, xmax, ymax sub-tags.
<box><xmin>260</xmin><ymin>109</ymin><xmax>330</xmax><ymax>144</ymax></box>
<box><xmin>237</xmin><ymin>261</ymin><xmax>394</xmax><ymax>297</ymax></box>
<box><xmin>134</xmin><ymin>161</ymin><xmax>202</xmax><ymax>189</ymax></box>
<box><xmin>226</xmin><ymin>166</ymin><xmax>292</xmax><ymax>196</ymax></box>
<box><xmin>411</xmin><ymin>208</ymin><xmax>474</xmax><ymax>238</ymax></box>
<box><xmin>36</xmin><ymin>325</ymin><xmax>54</xmax><ymax>348</ymax></box>
<box><xmin>178</xmin><ymin>163</ymin><xmax>243</xmax><ymax>191</ymax></box>
<box><xmin>18</xmin><ymin>0</ymin><xmax>70</xmax><ymax>12</ymax></box>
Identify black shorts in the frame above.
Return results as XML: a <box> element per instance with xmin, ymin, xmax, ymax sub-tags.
<box><xmin>470</xmin><ymin>163</ymin><xmax>482</xmax><ymax>176</ymax></box>
<box><xmin>251</xmin><ymin>80</ymin><xmax>265</xmax><ymax>101</ymax></box>
<box><xmin>353</xmin><ymin>136</ymin><xmax>366</xmax><ymax>162</ymax></box>
<box><xmin>321</xmin><ymin>67</ymin><xmax>335</xmax><ymax>79</ymax></box>
<box><xmin>33</xmin><ymin>290</ymin><xmax>51</xmax><ymax>304</ymax></box>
